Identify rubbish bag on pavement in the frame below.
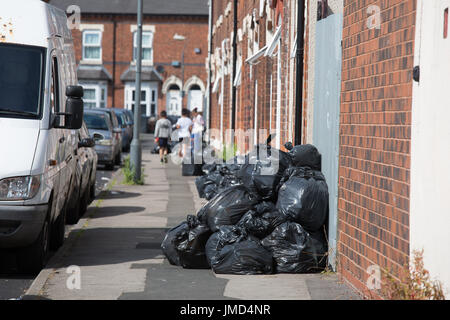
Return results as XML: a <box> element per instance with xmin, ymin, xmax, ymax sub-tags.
<box><xmin>289</xmin><ymin>144</ymin><xmax>321</xmax><ymax>170</ymax></box>
<box><xmin>236</xmin><ymin>210</ymin><xmax>273</xmax><ymax>239</ymax></box>
<box><xmin>261</xmin><ymin>209</ymin><xmax>288</xmax><ymax>230</ymax></box>
<box><xmin>205</xmin><ymin>225</ymin><xmax>248</xmax><ymax>264</ymax></box>
<box><xmin>254</xmin><ymin>201</ymin><xmax>276</xmax><ymax>214</ymax></box>
<box><xmin>298</xmin><ymin>227</ymin><xmax>328</xmax><ymax>273</ymax></box>
<box><xmin>261</xmin><ymin>222</ymin><xmax>310</xmax><ymax>273</ymax></box>
<box><xmin>276</xmin><ymin>167</ymin><xmax>329</xmax><ymax>232</ymax></box>
<box><xmin>204</xmin><ymin>183</ymin><xmax>218</xmax><ymax>200</ymax></box>
<box><xmin>205</xmin><ymin>185</ymin><xmax>259</xmax><ymax>232</ymax></box>
<box><xmin>206</xmin><ymin>226</ymin><xmax>273</xmax><ymax>275</ymax></box>
<box><xmin>195</xmin><ymin>176</ymin><xmax>207</xmax><ymax>198</ymax></box>
<box><xmin>238</xmin><ymin>145</ymin><xmax>291</xmax><ymax>200</ymax></box>
<box><xmin>176</xmin><ymin>224</ymin><xmax>212</xmax><ymax>269</ymax></box>
<box><xmin>161</xmin><ymin>221</ymin><xmax>190</xmax><ymax>266</ymax></box>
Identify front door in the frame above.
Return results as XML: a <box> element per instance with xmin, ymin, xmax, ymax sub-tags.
<box><xmin>410</xmin><ymin>0</ymin><xmax>450</xmax><ymax>294</ymax></box>
<box><xmin>187</xmin><ymin>89</ymin><xmax>203</xmax><ymax>111</ymax></box>
<box><xmin>167</xmin><ymin>89</ymin><xmax>182</xmax><ymax>116</ymax></box>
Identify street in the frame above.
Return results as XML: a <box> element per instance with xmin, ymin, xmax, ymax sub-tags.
<box><xmin>0</xmin><ymin>158</ymin><xmax>124</xmax><ymax>300</ymax></box>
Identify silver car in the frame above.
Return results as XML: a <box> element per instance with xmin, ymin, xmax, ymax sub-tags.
<box><xmin>84</xmin><ymin>110</ymin><xmax>121</xmax><ymax>170</ymax></box>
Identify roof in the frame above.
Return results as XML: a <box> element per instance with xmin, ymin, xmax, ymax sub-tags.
<box><xmin>48</xmin><ymin>0</ymin><xmax>209</xmax><ymax>16</ymax></box>
<box><xmin>120</xmin><ymin>66</ymin><xmax>163</xmax><ymax>82</ymax></box>
<box><xmin>77</xmin><ymin>65</ymin><xmax>113</xmax><ymax>81</ymax></box>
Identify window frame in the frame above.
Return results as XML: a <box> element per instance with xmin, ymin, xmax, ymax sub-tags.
<box><xmin>133</xmin><ymin>31</ymin><xmax>153</xmax><ymax>65</ymax></box>
<box><xmin>82</xmin><ymin>30</ymin><xmax>103</xmax><ymax>62</ymax></box>
<box><xmin>80</xmin><ymin>82</ymin><xmax>107</xmax><ymax>108</ymax></box>
<box><xmin>124</xmin><ymin>82</ymin><xmax>158</xmax><ymax>117</ymax></box>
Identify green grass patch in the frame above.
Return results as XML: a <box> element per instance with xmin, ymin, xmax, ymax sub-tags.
<box><xmin>122</xmin><ymin>156</ymin><xmax>145</xmax><ymax>185</ymax></box>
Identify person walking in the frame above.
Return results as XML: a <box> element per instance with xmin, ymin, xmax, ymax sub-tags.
<box><xmin>191</xmin><ymin>108</ymin><xmax>204</xmax><ymax>158</ymax></box>
<box><xmin>175</xmin><ymin>108</ymin><xmax>193</xmax><ymax>159</ymax></box>
<box><xmin>154</xmin><ymin>110</ymin><xmax>172</xmax><ymax>164</ymax></box>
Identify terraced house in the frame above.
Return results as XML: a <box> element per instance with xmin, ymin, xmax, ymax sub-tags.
<box><xmin>208</xmin><ymin>0</ymin><xmax>450</xmax><ymax>298</ymax></box>
<box><xmin>48</xmin><ymin>0</ymin><xmax>209</xmax><ymax>119</ymax></box>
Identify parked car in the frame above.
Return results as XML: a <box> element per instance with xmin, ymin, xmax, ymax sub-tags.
<box><xmin>0</xmin><ymin>1</ymin><xmax>84</xmax><ymax>273</ymax></box>
<box><xmin>124</xmin><ymin>109</ymin><xmax>135</xmax><ymax>140</ymax></box>
<box><xmin>66</xmin><ymin>122</ymin><xmax>97</xmax><ymax>224</ymax></box>
<box><xmin>96</xmin><ymin>108</ymin><xmax>123</xmax><ymax>164</ymax></box>
<box><xmin>84</xmin><ymin>110</ymin><xmax>121</xmax><ymax>170</ymax></box>
<box><xmin>112</xmin><ymin>108</ymin><xmax>132</xmax><ymax>152</ymax></box>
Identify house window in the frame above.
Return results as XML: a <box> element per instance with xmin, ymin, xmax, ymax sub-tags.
<box><xmin>125</xmin><ymin>83</ymin><xmax>158</xmax><ymax>117</ymax></box>
<box><xmin>81</xmin><ymin>83</ymin><xmax>107</xmax><ymax>108</ymax></box>
<box><xmin>82</xmin><ymin>30</ymin><xmax>102</xmax><ymax>61</ymax></box>
<box><xmin>133</xmin><ymin>32</ymin><xmax>153</xmax><ymax>64</ymax></box>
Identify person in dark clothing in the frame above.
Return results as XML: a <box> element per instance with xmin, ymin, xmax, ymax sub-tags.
<box><xmin>154</xmin><ymin>110</ymin><xmax>172</xmax><ymax>164</ymax></box>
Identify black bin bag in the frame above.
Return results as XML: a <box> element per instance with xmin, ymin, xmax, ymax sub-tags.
<box><xmin>195</xmin><ymin>176</ymin><xmax>207</xmax><ymax>198</ymax></box>
<box><xmin>205</xmin><ymin>185</ymin><xmax>258</xmax><ymax>232</ymax></box>
<box><xmin>237</xmin><ymin>210</ymin><xmax>273</xmax><ymax>239</ymax></box>
<box><xmin>261</xmin><ymin>222</ymin><xmax>310</xmax><ymax>273</ymax></box>
<box><xmin>205</xmin><ymin>225</ymin><xmax>247</xmax><ymax>264</ymax></box>
<box><xmin>206</xmin><ymin>226</ymin><xmax>273</xmax><ymax>275</ymax></box>
<box><xmin>298</xmin><ymin>228</ymin><xmax>328</xmax><ymax>273</ymax></box>
<box><xmin>276</xmin><ymin>167</ymin><xmax>329</xmax><ymax>232</ymax></box>
<box><xmin>289</xmin><ymin>144</ymin><xmax>322</xmax><ymax>170</ymax></box>
<box><xmin>161</xmin><ymin>221</ymin><xmax>190</xmax><ymax>266</ymax></box>
<box><xmin>176</xmin><ymin>224</ymin><xmax>212</xmax><ymax>269</ymax></box>
<box><xmin>238</xmin><ymin>145</ymin><xmax>291</xmax><ymax>200</ymax></box>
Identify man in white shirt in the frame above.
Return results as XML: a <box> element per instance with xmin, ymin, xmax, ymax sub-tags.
<box><xmin>175</xmin><ymin>108</ymin><xmax>193</xmax><ymax>158</ymax></box>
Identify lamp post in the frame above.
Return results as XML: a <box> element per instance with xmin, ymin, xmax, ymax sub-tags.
<box><xmin>173</xmin><ymin>34</ymin><xmax>187</xmax><ymax>107</ymax></box>
<box><xmin>130</xmin><ymin>0</ymin><xmax>143</xmax><ymax>183</ymax></box>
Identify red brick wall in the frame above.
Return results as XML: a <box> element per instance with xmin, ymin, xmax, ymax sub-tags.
<box><xmin>338</xmin><ymin>0</ymin><xmax>416</xmax><ymax>297</ymax></box>
<box><xmin>72</xmin><ymin>14</ymin><xmax>208</xmax><ymax>111</ymax></box>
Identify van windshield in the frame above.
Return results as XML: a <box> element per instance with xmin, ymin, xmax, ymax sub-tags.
<box><xmin>84</xmin><ymin>113</ymin><xmax>111</xmax><ymax>131</ymax></box>
<box><xmin>0</xmin><ymin>43</ymin><xmax>45</xmax><ymax>119</ymax></box>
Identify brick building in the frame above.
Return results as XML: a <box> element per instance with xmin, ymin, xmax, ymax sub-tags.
<box><xmin>208</xmin><ymin>0</ymin><xmax>450</xmax><ymax>298</ymax></box>
<box><xmin>208</xmin><ymin>0</ymin><xmax>300</xmax><ymax>152</ymax></box>
<box><xmin>48</xmin><ymin>0</ymin><xmax>209</xmax><ymax>118</ymax></box>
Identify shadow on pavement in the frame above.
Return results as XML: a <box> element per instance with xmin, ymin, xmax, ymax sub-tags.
<box><xmin>54</xmin><ymin>227</ymin><xmax>170</xmax><ymax>268</ymax></box>
<box><xmin>101</xmin><ymin>191</ymin><xmax>142</xmax><ymax>200</ymax></box>
<box><xmin>88</xmin><ymin>206</ymin><xmax>146</xmax><ymax>219</ymax></box>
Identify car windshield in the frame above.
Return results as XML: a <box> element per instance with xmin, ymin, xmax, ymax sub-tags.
<box><xmin>0</xmin><ymin>43</ymin><xmax>45</xmax><ymax>119</ymax></box>
<box><xmin>84</xmin><ymin>113</ymin><xmax>111</xmax><ymax>131</ymax></box>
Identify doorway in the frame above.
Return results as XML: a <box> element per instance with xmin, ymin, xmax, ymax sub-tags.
<box><xmin>166</xmin><ymin>84</ymin><xmax>182</xmax><ymax>116</ymax></box>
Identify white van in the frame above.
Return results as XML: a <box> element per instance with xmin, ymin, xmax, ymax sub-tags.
<box><xmin>0</xmin><ymin>0</ymin><xmax>84</xmax><ymax>273</ymax></box>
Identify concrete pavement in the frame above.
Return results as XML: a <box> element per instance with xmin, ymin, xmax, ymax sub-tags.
<box><xmin>25</xmin><ymin>134</ymin><xmax>360</xmax><ymax>300</ymax></box>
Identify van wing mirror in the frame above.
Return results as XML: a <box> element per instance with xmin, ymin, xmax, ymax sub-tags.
<box><xmin>54</xmin><ymin>85</ymin><xmax>84</xmax><ymax>129</ymax></box>
<box><xmin>66</xmin><ymin>85</ymin><xmax>84</xmax><ymax>99</ymax></box>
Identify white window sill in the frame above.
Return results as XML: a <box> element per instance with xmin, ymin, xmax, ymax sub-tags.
<box><xmin>130</xmin><ymin>60</ymin><xmax>154</xmax><ymax>67</ymax></box>
<box><xmin>80</xmin><ymin>59</ymin><xmax>103</xmax><ymax>65</ymax></box>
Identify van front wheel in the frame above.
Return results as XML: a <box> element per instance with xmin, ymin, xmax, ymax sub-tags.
<box><xmin>16</xmin><ymin>219</ymin><xmax>50</xmax><ymax>275</ymax></box>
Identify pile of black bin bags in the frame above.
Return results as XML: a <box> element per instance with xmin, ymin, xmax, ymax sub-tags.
<box><xmin>161</xmin><ymin>142</ymin><xmax>329</xmax><ymax>275</ymax></box>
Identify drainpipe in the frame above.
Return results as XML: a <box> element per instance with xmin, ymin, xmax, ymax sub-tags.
<box><xmin>112</xmin><ymin>16</ymin><xmax>117</xmax><ymax>107</ymax></box>
<box><xmin>294</xmin><ymin>0</ymin><xmax>306</xmax><ymax>145</ymax></box>
<box><xmin>207</xmin><ymin>0</ymin><xmax>213</xmax><ymax>131</ymax></box>
<box><xmin>231</xmin><ymin>0</ymin><xmax>237</xmax><ymax>131</ymax></box>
